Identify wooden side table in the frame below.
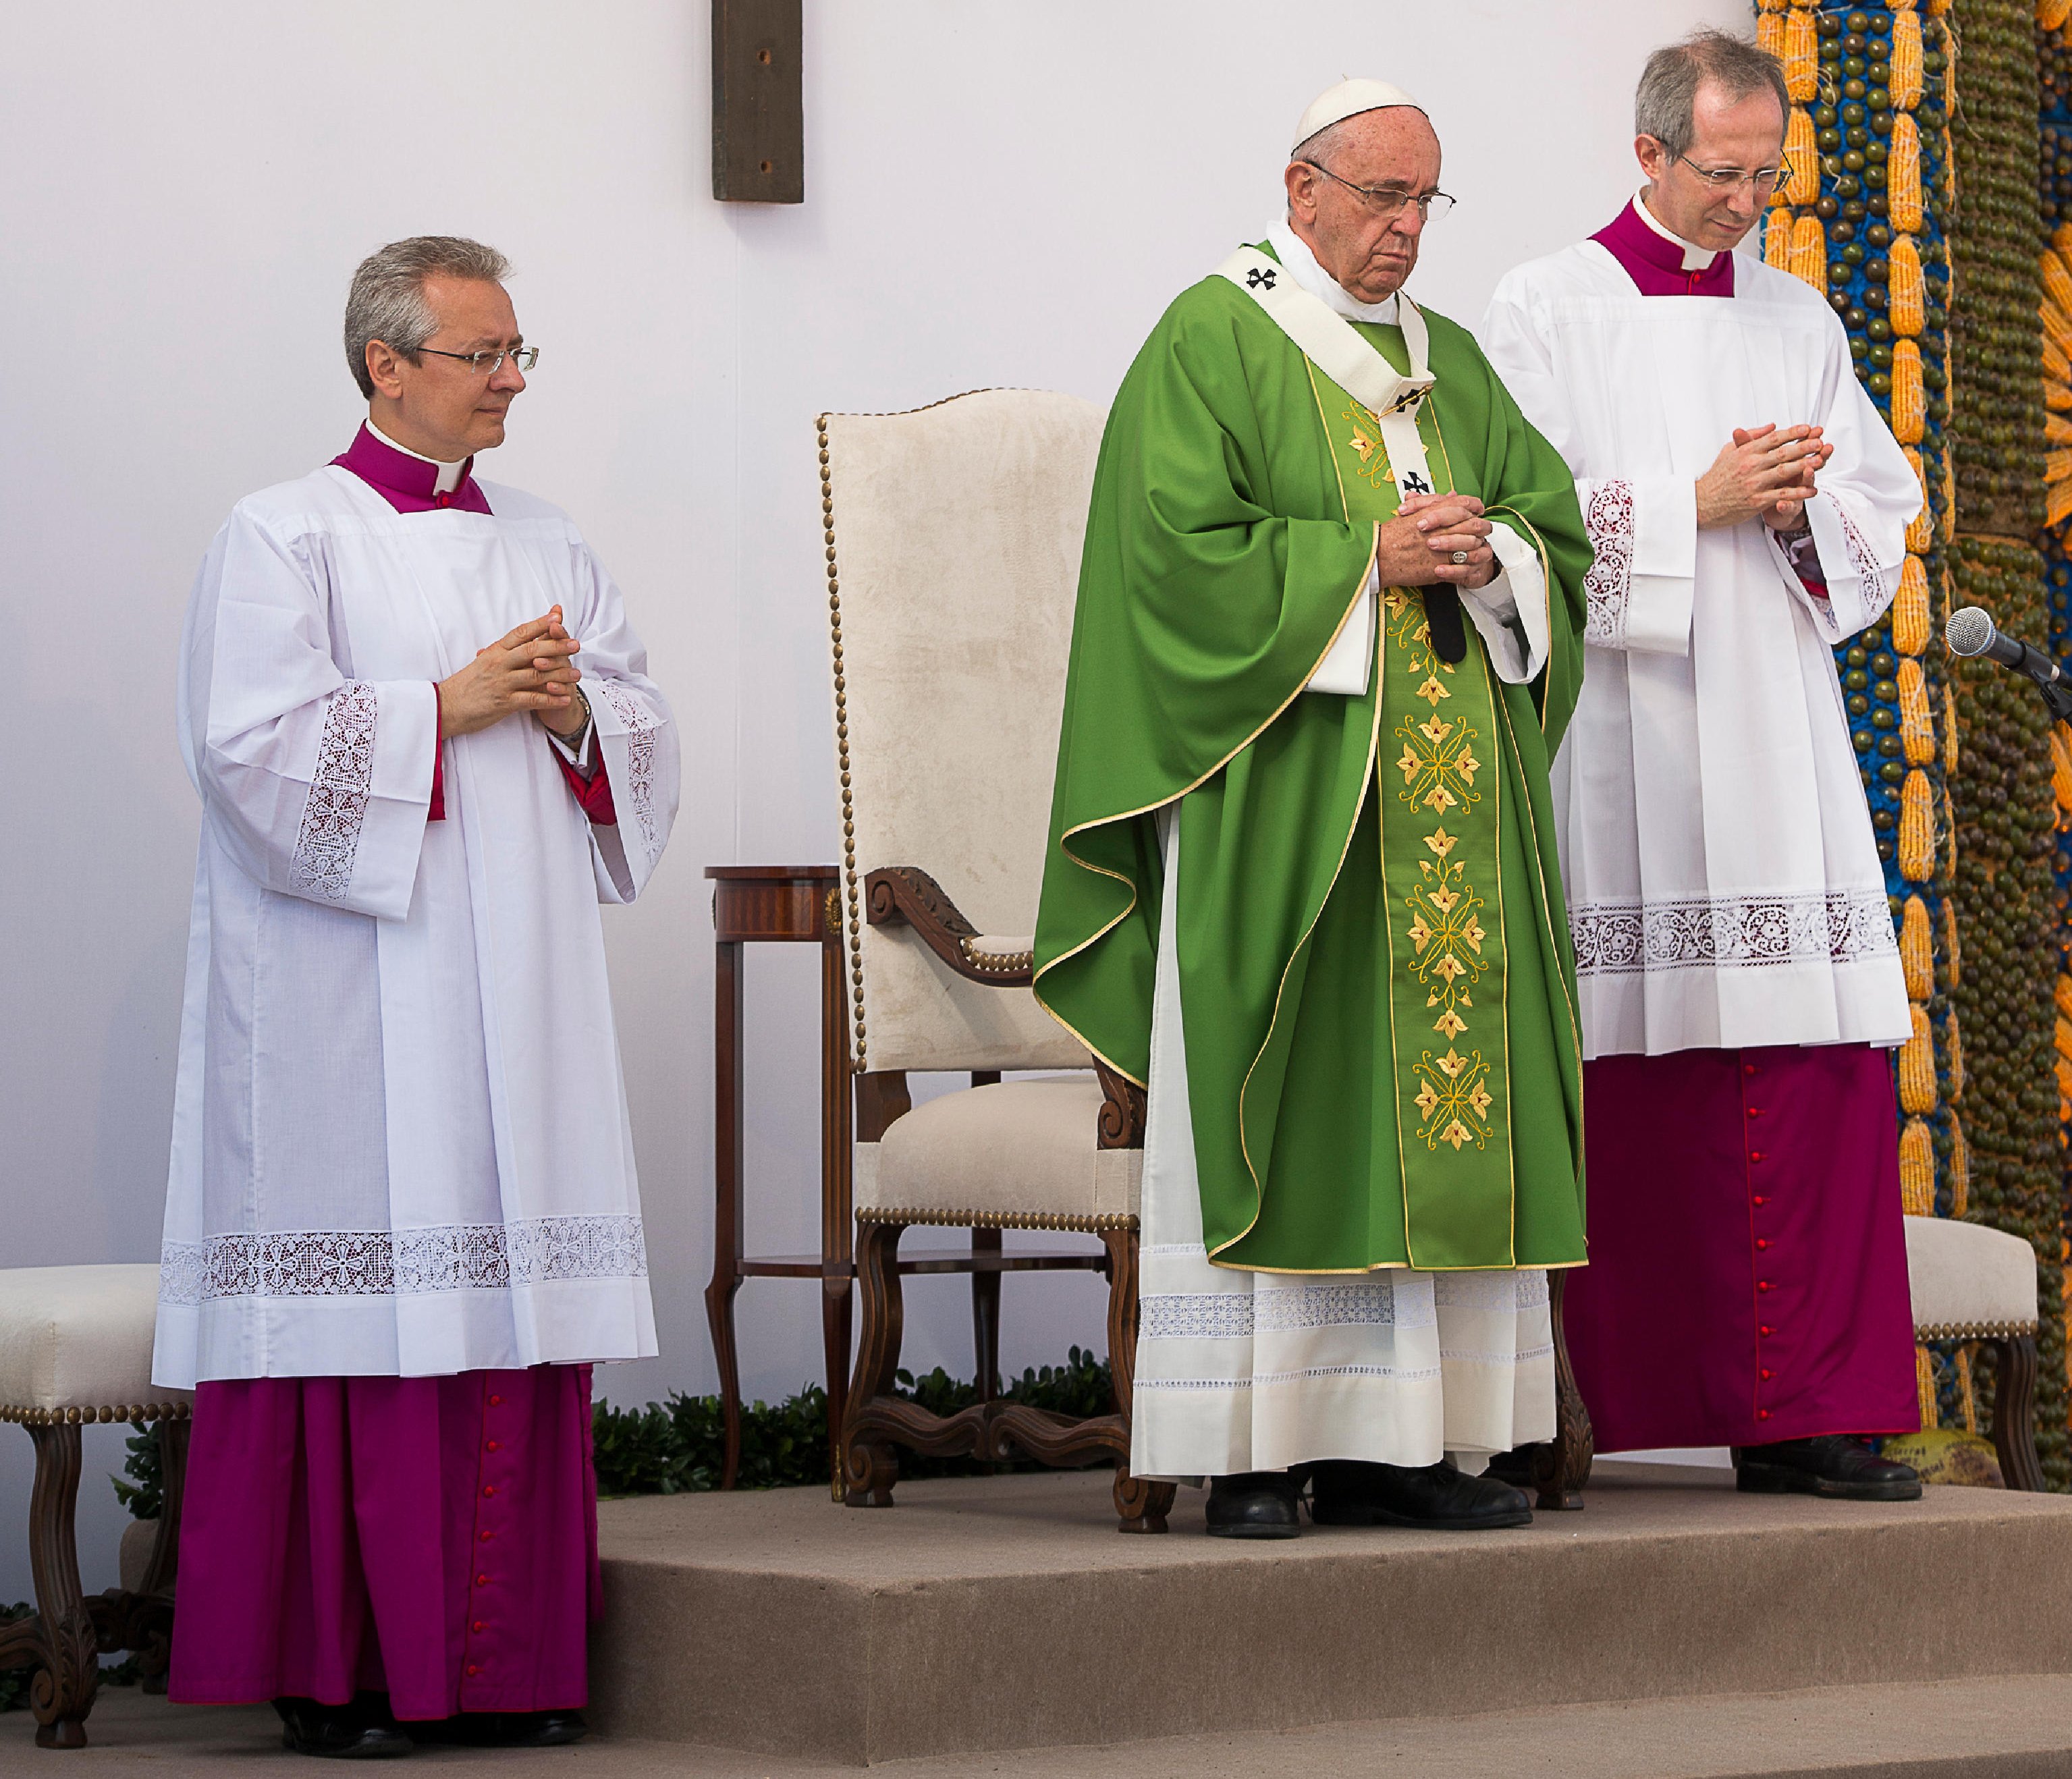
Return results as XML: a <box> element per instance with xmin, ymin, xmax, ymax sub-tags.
<box><xmin>704</xmin><ymin>865</ymin><xmax>1114</xmax><ymax>1500</ymax></box>
<box><xmin>703</xmin><ymin>866</ymin><xmax>852</xmax><ymax>1497</ymax></box>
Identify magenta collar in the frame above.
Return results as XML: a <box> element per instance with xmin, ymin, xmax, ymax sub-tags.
<box><xmin>331</xmin><ymin>423</ymin><xmax>493</xmax><ymax>515</ymax></box>
<box><xmin>1591</xmin><ymin>199</ymin><xmax>1736</xmax><ymax>298</ymax></box>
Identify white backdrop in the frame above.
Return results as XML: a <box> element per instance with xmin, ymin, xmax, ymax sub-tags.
<box><xmin>0</xmin><ymin>0</ymin><xmax>1736</xmax><ymax>1607</ymax></box>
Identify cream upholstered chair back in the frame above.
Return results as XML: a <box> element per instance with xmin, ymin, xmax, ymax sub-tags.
<box><xmin>819</xmin><ymin>389</ymin><xmax>1104</xmax><ymax>1075</ymax></box>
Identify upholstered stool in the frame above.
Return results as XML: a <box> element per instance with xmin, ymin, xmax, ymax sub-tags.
<box><xmin>1903</xmin><ymin>1217</ymin><xmax>2044</xmax><ymax>1491</ymax></box>
<box><xmin>0</xmin><ymin>1265</ymin><xmax>191</xmax><ymax>1747</ymax></box>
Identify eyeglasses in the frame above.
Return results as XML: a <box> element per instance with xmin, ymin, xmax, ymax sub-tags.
<box><xmin>1299</xmin><ymin>160</ymin><xmax>1456</xmax><ymax>223</ymax></box>
<box><xmin>1671</xmin><ymin>153</ymin><xmax>1793</xmax><ymax>196</ymax></box>
<box><xmin>416</xmin><ymin>344</ymin><xmax>540</xmax><ymax>375</ymax></box>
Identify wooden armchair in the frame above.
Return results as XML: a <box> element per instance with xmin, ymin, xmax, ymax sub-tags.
<box><xmin>817</xmin><ymin>390</ymin><xmax>1174</xmax><ymax>1533</ymax></box>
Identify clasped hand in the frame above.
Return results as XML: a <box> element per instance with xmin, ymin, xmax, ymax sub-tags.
<box><xmin>1696</xmin><ymin>423</ymin><xmax>1834</xmax><ymax>531</ymax></box>
<box><xmin>438</xmin><ymin>607</ymin><xmax>586</xmax><ymax>740</ymax></box>
<box><xmin>1378</xmin><ymin>492</ymin><xmax>1500</xmax><ymax>590</ymax></box>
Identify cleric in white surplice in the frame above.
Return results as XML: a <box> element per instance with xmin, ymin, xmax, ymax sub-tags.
<box><xmin>151</xmin><ymin>236</ymin><xmax>678</xmax><ymax>1753</ymax></box>
<box><xmin>1480</xmin><ymin>32</ymin><xmax>1924</xmax><ymax>1504</ymax></box>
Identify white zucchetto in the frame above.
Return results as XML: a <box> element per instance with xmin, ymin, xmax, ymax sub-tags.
<box><xmin>1290</xmin><ymin>78</ymin><xmax>1424</xmax><ymax>155</ymax></box>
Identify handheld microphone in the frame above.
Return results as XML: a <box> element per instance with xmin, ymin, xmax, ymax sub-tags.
<box><xmin>1945</xmin><ymin>606</ymin><xmax>2072</xmax><ymax>720</ymax></box>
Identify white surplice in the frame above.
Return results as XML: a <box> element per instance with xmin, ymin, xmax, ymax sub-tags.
<box><xmin>153</xmin><ymin>464</ymin><xmax>679</xmax><ymax>1388</ymax></box>
<box><xmin>1133</xmin><ymin>815</ymin><xmax>1556</xmax><ymax>1481</ymax></box>
<box><xmin>1479</xmin><ymin>208</ymin><xmax>1917</xmax><ymax>1058</ymax></box>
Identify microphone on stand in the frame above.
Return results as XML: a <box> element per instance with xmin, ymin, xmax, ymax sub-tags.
<box><xmin>1944</xmin><ymin>606</ymin><xmax>2072</xmax><ymax>721</ymax></box>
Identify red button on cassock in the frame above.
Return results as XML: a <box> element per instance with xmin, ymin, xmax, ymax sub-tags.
<box><xmin>1745</xmin><ymin>1064</ymin><xmax>1759</xmax><ymax>1077</ymax></box>
<box><xmin>1761</xmin><ymin>1368</ymin><xmax>1774</xmax><ymax>1380</ymax></box>
<box><xmin>476</xmin><ymin>1573</ymin><xmax>489</xmax><ymax>1586</ymax></box>
<box><xmin>1753</xmin><ymin>1196</ymin><xmax>1767</xmax><ymax>1207</ymax></box>
<box><xmin>1747</xmin><ymin>1107</ymin><xmax>1764</xmax><ymax>1118</ymax></box>
<box><xmin>1758</xmin><ymin>1281</ymin><xmax>1772</xmax><ymax>1292</ymax></box>
<box><xmin>486</xmin><ymin>1440</ymin><xmax>500</xmax><ymax>1452</ymax></box>
<box><xmin>467</xmin><ymin>1664</ymin><xmax>480</xmax><ymax>1677</ymax></box>
<box><xmin>1760</xmin><ymin>1325</ymin><xmax>1774</xmax><ymax>1336</ymax></box>
<box><xmin>472</xmin><ymin>1620</ymin><xmax>486</xmax><ymax>1633</ymax></box>
<box><xmin>480</xmin><ymin>1530</ymin><xmax>494</xmax><ymax>1543</ymax></box>
<box><xmin>483</xmin><ymin>1485</ymin><xmax>495</xmax><ymax>1498</ymax></box>
<box><xmin>489</xmin><ymin>1394</ymin><xmax>503</xmax><ymax>1407</ymax></box>
<box><xmin>1758</xmin><ymin>1409</ymin><xmax>1772</xmax><ymax>1421</ymax></box>
<box><xmin>1749</xmin><ymin>1151</ymin><xmax>1764</xmax><ymax>1163</ymax></box>
<box><xmin>1757</xmin><ymin>1238</ymin><xmax>1771</xmax><ymax>1251</ymax></box>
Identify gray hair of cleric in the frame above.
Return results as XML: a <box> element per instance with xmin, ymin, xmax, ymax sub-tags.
<box><xmin>344</xmin><ymin>236</ymin><xmax>511</xmax><ymax>400</ymax></box>
<box><xmin>1635</xmin><ymin>30</ymin><xmax>1789</xmax><ymax>160</ymax></box>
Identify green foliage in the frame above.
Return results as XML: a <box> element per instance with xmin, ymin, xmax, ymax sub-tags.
<box><xmin>111</xmin><ymin>1427</ymin><xmax>163</xmax><ymax>1522</ymax></box>
<box><xmin>0</xmin><ymin>1604</ymin><xmax>29</xmax><ymax>1714</ymax></box>
<box><xmin>591</xmin><ymin>1346</ymin><xmax>1114</xmax><ymax>1498</ymax></box>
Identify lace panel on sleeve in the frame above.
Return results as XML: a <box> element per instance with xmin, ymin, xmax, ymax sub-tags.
<box><xmin>1582</xmin><ymin>480</ymin><xmax>1635</xmax><ymax>648</ymax></box>
<box><xmin>595</xmin><ymin>680</ymin><xmax>661</xmax><ymax>852</ymax></box>
<box><xmin>1836</xmin><ymin>505</ymin><xmax>1899</xmax><ymax>621</ymax></box>
<box><xmin>288</xmin><ymin>681</ymin><xmax>378</xmax><ymax>900</ymax></box>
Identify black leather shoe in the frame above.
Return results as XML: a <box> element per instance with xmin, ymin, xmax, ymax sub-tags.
<box><xmin>1204</xmin><ymin>1470</ymin><xmax>1304</xmax><ymax>1538</ymax></box>
<box><xmin>1735</xmin><ymin>1435</ymin><xmax>1923</xmax><ymax>1501</ymax></box>
<box><xmin>1309</xmin><ymin>1459</ymin><xmax>1533</xmax><ymax>1530</ymax></box>
<box><xmin>408</xmin><ymin>1710</ymin><xmax>589</xmax><ymax>1748</ymax></box>
<box><xmin>273</xmin><ymin>1696</ymin><xmax>412</xmax><ymax>1759</ymax></box>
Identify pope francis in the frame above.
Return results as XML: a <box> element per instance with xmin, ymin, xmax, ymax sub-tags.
<box><xmin>1034</xmin><ymin>82</ymin><xmax>1593</xmax><ymax>1537</ymax></box>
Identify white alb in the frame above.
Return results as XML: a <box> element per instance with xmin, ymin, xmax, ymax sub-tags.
<box><xmin>154</xmin><ymin>463</ymin><xmax>679</xmax><ymax>1387</ymax></box>
<box><xmin>1481</xmin><ymin>206</ymin><xmax>1918</xmax><ymax>1057</ymax></box>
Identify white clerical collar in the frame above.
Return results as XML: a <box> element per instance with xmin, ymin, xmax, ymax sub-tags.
<box><xmin>1633</xmin><ymin>191</ymin><xmax>1718</xmax><ymax>273</ymax></box>
<box><xmin>1267</xmin><ymin>221</ymin><xmax>1401</xmax><ymax>324</ymax></box>
<box><xmin>367</xmin><ymin>418</ymin><xmax>468</xmax><ymax>495</ymax></box>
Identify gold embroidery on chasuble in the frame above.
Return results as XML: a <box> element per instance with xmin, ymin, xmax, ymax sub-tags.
<box><xmin>1307</xmin><ymin>352</ymin><xmax>1517</xmax><ymax>1262</ymax></box>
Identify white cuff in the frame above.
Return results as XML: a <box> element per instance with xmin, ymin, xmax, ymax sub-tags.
<box><xmin>1305</xmin><ymin>565</ymin><xmax>1377</xmax><ymax>696</ymax></box>
<box><xmin>1461</xmin><ymin>520</ymin><xmax>1549</xmax><ymax>684</ymax></box>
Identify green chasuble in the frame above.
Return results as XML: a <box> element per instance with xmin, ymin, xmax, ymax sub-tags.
<box><xmin>1033</xmin><ymin>249</ymin><xmax>1591</xmax><ymax>1274</ymax></box>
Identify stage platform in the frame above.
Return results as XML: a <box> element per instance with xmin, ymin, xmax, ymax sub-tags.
<box><xmin>587</xmin><ymin>1460</ymin><xmax>2072</xmax><ymax>1768</ymax></box>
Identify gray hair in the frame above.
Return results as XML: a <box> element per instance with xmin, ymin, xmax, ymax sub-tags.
<box><xmin>344</xmin><ymin>236</ymin><xmax>510</xmax><ymax>399</ymax></box>
<box><xmin>1635</xmin><ymin>30</ymin><xmax>1788</xmax><ymax>161</ymax></box>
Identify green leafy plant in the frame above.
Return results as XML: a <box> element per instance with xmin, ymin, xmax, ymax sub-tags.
<box><xmin>591</xmin><ymin>1346</ymin><xmax>1114</xmax><ymax>1498</ymax></box>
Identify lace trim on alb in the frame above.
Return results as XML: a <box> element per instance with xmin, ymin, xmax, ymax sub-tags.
<box><xmin>1571</xmin><ymin>889</ymin><xmax>1898</xmax><ymax>977</ymax></box>
<box><xmin>1835</xmin><ymin>504</ymin><xmax>1899</xmax><ymax>622</ymax></box>
<box><xmin>288</xmin><ymin>682</ymin><xmax>379</xmax><ymax>900</ymax></box>
<box><xmin>1581</xmin><ymin>480</ymin><xmax>1635</xmax><ymax>648</ymax></box>
<box><xmin>1137</xmin><ymin>1363</ymin><xmax>1444</xmax><ymax>1391</ymax></box>
<box><xmin>595</xmin><ymin>680</ymin><xmax>660</xmax><ymax>851</ymax></box>
<box><xmin>158</xmin><ymin>1215</ymin><xmax>647</xmax><ymax>1305</ymax></box>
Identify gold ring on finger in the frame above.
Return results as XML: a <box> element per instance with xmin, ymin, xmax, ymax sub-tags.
<box><xmin>1451</xmin><ymin>550</ymin><xmax>1469</xmax><ymax>565</ymax></box>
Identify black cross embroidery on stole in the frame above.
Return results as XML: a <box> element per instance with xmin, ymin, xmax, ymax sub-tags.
<box><xmin>1400</xmin><ymin>470</ymin><xmax>1433</xmax><ymax>495</ymax></box>
<box><xmin>1246</xmin><ymin>267</ymin><xmax>1277</xmax><ymax>290</ymax></box>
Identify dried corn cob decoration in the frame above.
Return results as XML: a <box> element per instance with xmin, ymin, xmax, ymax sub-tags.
<box><xmin>1784</xmin><ymin>108</ymin><xmax>1819</xmax><ymax>207</ymax></box>
<box><xmin>1764</xmin><ymin>209</ymin><xmax>1795</xmax><ymax>272</ymax></box>
<box><xmin>1899</xmin><ymin>766</ymin><xmax>1935</xmax><ymax>881</ymax></box>
<box><xmin>1899</xmin><ymin>1118</ymin><xmax>1935</xmax><ymax>1215</ymax></box>
<box><xmin>1782</xmin><ymin>8</ymin><xmax>1818</xmax><ymax>99</ymax></box>
<box><xmin>1892</xmin><ymin>339</ymin><xmax>1925</xmax><ymax>443</ymax></box>
<box><xmin>1788</xmin><ymin>212</ymin><xmax>1826</xmax><ymax>292</ymax></box>
<box><xmin>1948</xmin><ymin>1108</ymin><xmax>1967</xmax><ymax>1216</ymax></box>
<box><xmin>1903</xmin><ymin>446</ymin><xmax>1932</xmax><ymax>552</ymax></box>
<box><xmin>1891</xmin><ymin>10</ymin><xmax>1924</xmax><ymax>109</ymax></box>
<box><xmin>1890</xmin><ymin>236</ymin><xmax>1925</xmax><ymax>337</ymax></box>
<box><xmin>2054</xmin><ymin>723</ymin><xmax>2072</xmax><ymax>813</ymax></box>
<box><xmin>1899</xmin><ymin>1004</ymin><xmax>1938</xmax><ymax>1113</ymax></box>
<box><xmin>1947</xmin><ymin>1008</ymin><xmax>1965</xmax><ymax>1103</ymax></box>
<box><xmin>2050</xmin><ymin>452</ymin><xmax>2072</xmax><ymax>529</ymax></box>
<box><xmin>2044</xmin><ymin>246</ymin><xmax>2072</xmax><ymax>319</ymax></box>
<box><xmin>1945</xmin><ymin>899</ymin><xmax>1961</xmax><ymax>989</ymax></box>
<box><xmin>1893</xmin><ymin>553</ymin><xmax>1932</xmax><ymax>655</ymax></box>
<box><xmin>1898</xmin><ymin>657</ymin><xmax>1936</xmax><ymax>764</ymax></box>
<box><xmin>2042</xmin><ymin>0</ymin><xmax>2072</xmax><ymax>28</ymax></box>
<box><xmin>1757</xmin><ymin>7</ymin><xmax>1786</xmax><ymax>58</ymax></box>
<box><xmin>1889</xmin><ymin>115</ymin><xmax>1923</xmax><ymax>233</ymax></box>
<box><xmin>1901</xmin><ymin>1155</ymin><xmax>1938</xmax><ymax>1240</ymax></box>
<box><xmin>1901</xmin><ymin>896</ymin><xmax>1935</xmax><ymax>999</ymax></box>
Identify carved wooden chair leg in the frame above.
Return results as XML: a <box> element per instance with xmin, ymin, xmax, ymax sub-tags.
<box><xmin>1530</xmin><ymin>1271</ymin><xmax>1593</xmax><ymax>1512</ymax></box>
<box><xmin>1983</xmin><ymin>1333</ymin><xmax>2046</xmax><ymax>1492</ymax></box>
<box><xmin>1101</xmin><ymin>1226</ymin><xmax>1173</xmax><ymax>1534</ymax></box>
<box><xmin>842</xmin><ymin>1219</ymin><xmax>908</xmax><ymax>1508</ymax></box>
<box><xmin>970</xmin><ymin>1227</ymin><xmax>1004</xmax><ymax>1404</ymax></box>
<box><xmin>22</xmin><ymin>1422</ymin><xmax>100</xmax><ymax>1748</ymax></box>
<box><xmin>126</xmin><ymin>1415</ymin><xmax>190</xmax><ymax>1692</ymax></box>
